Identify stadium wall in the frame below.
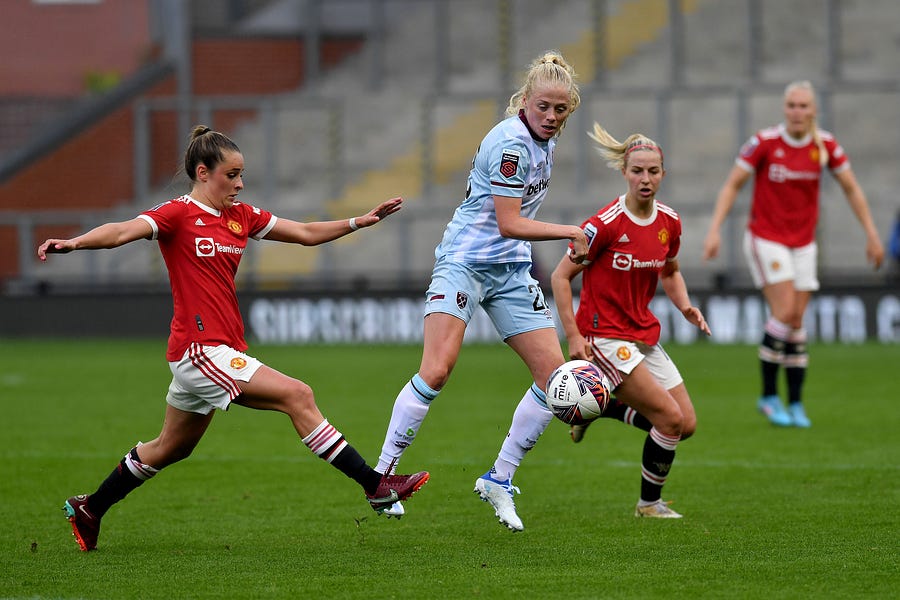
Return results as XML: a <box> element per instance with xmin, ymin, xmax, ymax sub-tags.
<box><xmin>0</xmin><ymin>36</ymin><xmax>363</xmax><ymax>281</ymax></box>
<box><xmin>3</xmin><ymin>287</ymin><xmax>898</xmax><ymax>344</ymax></box>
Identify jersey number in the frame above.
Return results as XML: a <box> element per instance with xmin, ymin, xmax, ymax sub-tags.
<box><xmin>528</xmin><ymin>284</ymin><xmax>548</xmax><ymax>312</ymax></box>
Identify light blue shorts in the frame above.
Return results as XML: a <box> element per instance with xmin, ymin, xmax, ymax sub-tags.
<box><xmin>424</xmin><ymin>259</ymin><xmax>555</xmax><ymax>341</ymax></box>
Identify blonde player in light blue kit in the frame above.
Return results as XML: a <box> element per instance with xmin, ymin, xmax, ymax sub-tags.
<box><xmin>373</xmin><ymin>50</ymin><xmax>587</xmax><ymax>530</ymax></box>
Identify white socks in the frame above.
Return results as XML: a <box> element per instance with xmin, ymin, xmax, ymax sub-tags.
<box><xmin>376</xmin><ymin>374</ymin><xmax>438</xmax><ymax>474</ymax></box>
<box><xmin>493</xmin><ymin>384</ymin><xmax>552</xmax><ymax>481</ymax></box>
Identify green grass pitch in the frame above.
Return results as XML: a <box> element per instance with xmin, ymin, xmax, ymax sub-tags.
<box><xmin>1</xmin><ymin>339</ymin><xmax>897</xmax><ymax>599</ymax></box>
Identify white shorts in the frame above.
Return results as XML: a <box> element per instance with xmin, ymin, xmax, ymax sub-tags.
<box><xmin>586</xmin><ymin>337</ymin><xmax>683</xmax><ymax>391</ymax></box>
<box><xmin>743</xmin><ymin>231</ymin><xmax>819</xmax><ymax>291</ymax></box>
<box><xmin>166</xmin><ymin>343</ymin><xmax>264</xmax><ymax>414</ymax></box>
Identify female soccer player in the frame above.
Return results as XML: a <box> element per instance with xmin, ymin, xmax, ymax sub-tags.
<box><xmin>372</xmin><ymin>50</ymin><xmax>588</xmax><ymax>531</ymax></box>
<box><xmin>702</xmin><ymin>80</ymin><xmax>884</xmax><ymax>428</ymax></box>
<box><xmin>551</xmin><ymin>123</ymin><xmax>710</xmax><ymax>518</ymax></box>
<box><xmin>38</xmin><ymin>126</ymin><xmax>428</xmax><ymax>551</ymax></box>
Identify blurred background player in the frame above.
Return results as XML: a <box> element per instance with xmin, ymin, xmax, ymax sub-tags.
<box><xmin>702</xmin><ymin>80</ymin><xmax>884</xmax><ymax>428</ymax></box>
<box><xmin>372</xmin><ymin>50</ymin><xmax>588</xmax><ymax>531</ymax></box>
<box><xmin>551</xmin><ymin>122</ymin><xmax>710</xmax><ymax>518</ymax></box>
<box><xmin>38</xmin><ymin>125</ymin><xmax>427</xmax><ymax>551</ymax></box>
<box><xmin>887</xmin><ymin>208</ymin><xmax>900</xmax><ymax>281</ymax></box>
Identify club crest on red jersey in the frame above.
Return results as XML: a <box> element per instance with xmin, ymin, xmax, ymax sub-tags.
<box><xmin>658</xmin><ymin>229</ymin><xmax>669</xmax><ymax>245</ymax></box>
<box><xmin>227</xmin><ymin>220</ymin><xmax>243</xmax><ymax>234</ymax></box>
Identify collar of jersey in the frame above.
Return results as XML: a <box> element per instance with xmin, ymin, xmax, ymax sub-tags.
<box><xmin>778</xmin><ymin>123</ymin><xmax>813</xmax><ymax>148</ymax></box>
<box><xmin>518</xmin><ymin>110</ymin><xmax>550</xmax><ymax>143</ymax></box>
<box><xmin>184</xmin><ymin>194</ymin><xmax>222</xmax><ymax>217</ymax></box>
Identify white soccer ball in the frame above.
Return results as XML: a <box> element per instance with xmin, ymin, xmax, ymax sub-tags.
<box><xmin>545</xmin><ymin>360</ymin><xmax>612</xmax><ymax>425</ymax></box>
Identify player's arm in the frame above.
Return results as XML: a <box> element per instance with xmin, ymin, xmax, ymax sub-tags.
<box><xmin>37</xmin><ymin>218</ymin><xmax>153</xmax><ymax>261</ymax></box>
<box><xmin>494</xmin><ymin>195</ymin><xmax>588</xmax><ymax>262</ymax></box>
<box><xmin>264</xmin><ymin>197</ymin><xmax>402</xmax><ymax>246</ymax></box>
<box><xmin>660</xmin><ymin>259</ymin><xmax>710</xmax><ymax>336</ymax></box>
<box><xmin>833</xmin><ymin>167</ymin><xmax>885</xmax><ymax>269</ymax></box>
<box><xmin>550</xmin><ymin>254</ymin><xmax>591</xmax><ymax>359</ymax></box>
<box><xmin>702</xmin><ymin>164</ymin><xmax>752</xmax><ymax>261</ymax></box>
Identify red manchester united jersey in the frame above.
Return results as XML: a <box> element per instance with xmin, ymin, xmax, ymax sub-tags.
<box><xmin>737</xmin><ymin>123</ymin><xmax>849</xmax><ymax>247</ymax></box>
<box><xmin>138</xmin><ymin>195</ymin><xmax>276</xmax><ymax>361</ymax></box>
<box><xmin>574</xmin><ymin>195</ymin><xmax>681</xmax><ymax>346</ymax></box>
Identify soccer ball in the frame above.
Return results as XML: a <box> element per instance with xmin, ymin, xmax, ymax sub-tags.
<box><xmin>545</xmin><ymin>360</ymin><xmax>612</xmax><ymax>425</ymax></box>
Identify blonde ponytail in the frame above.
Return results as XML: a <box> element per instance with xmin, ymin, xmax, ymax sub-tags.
<box><xmin>588</xmin><ymin>122</ymin><xmax>663</xmax><ymax>170</ymax></box>
<box><xmin>810</xmin><ymin>118</ymin><xmax>828</xmax><ymax>167</ymax></box>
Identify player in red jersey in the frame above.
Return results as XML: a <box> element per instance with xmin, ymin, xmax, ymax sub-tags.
<box><xmin>551</xmin><ymin>122</ymin><xmax>710</xmax><ymax>518</ymax></box>
<box><xmin>38</xmin><ymin>125</ymin><xmax>428</xmax><ymax>551</ymax></box>
<box><xmin>703</xmin><ymin>80</ymin><xmax>884</xmax><ymax>428</ymax></box>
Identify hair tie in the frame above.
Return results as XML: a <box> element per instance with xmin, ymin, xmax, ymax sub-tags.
<box><xmin>624</xmin><ymin>143</ymin><xmax>663</xmax><ymax>161</ymax></box>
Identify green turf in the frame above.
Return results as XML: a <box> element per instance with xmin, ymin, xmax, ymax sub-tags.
<box><xmin>1</xmin><ymin>339</ymin><xmax>897</xmax><ymax>599</ymax></box>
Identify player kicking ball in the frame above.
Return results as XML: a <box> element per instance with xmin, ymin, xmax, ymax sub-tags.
<box><xmin>40</xmin><ymin>126</ymin><xmax>428</xmax><ymax>550</ymax></box>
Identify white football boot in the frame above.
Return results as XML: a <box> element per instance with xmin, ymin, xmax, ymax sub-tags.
<box><xmin>474</xmin><ymin>469</ymin><xmax>524</xmax><ymax>532</ymax></box>
<box><xmin>634</xmin><ymin>499</ymin><xmax>683</xmax><ymax>519</ymax></box>
<box><xmin>380</xmin><ymin>501</ymin><xmax>405</xmax><ymax>519</ymax></box>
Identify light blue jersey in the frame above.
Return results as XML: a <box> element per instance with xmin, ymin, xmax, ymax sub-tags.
<box><xmin>435</xmin><ymin>112</ymin><xmax>554</xmax><ymax>264</ymax></box>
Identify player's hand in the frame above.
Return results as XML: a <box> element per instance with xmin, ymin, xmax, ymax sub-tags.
<box><xmin>866</xmin><ymin>236</ymin><xmax>885</xmax><ymax>270</ymax></box>
<box><xmin>37</xmin><ymin>239</ymin><xmax>75</xmax><ymax>261</ymax></box>
<box><xmin>566</xmin><ymin>335</ymin><xmax>591</xmax><ymax>361</ymax></box>
<box><xmin>682</xmin><ymin>306</ymin><xmax>711</xmax><ymax>336</ymax></box>
<box><xmin>569</xmin><ymin>228</ymin><xmax>588</xmax><ymax>264</ymax></box>
<box><xmin>701</xmin><ymin>231</ymin><xmax>720</xmax><ymax>261</ymax></box>
<box><xmin>354</xmin><ymin>197</ymin><xmax>403</xmax><ymax>229</ymax></box>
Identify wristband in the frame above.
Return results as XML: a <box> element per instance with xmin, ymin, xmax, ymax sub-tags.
<box><xmin>349</xmin><ymin>217</ymin><xmax>359</xmax><ymax>231</ymax></box>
